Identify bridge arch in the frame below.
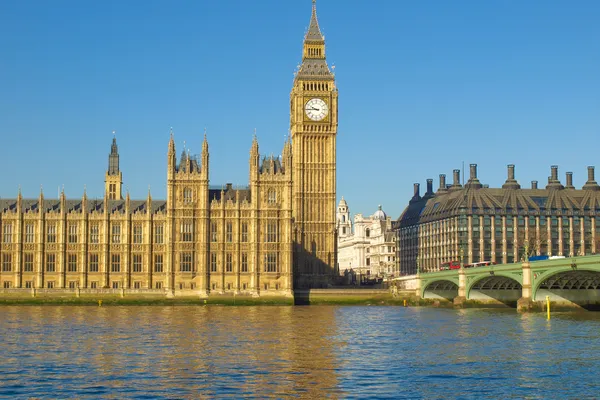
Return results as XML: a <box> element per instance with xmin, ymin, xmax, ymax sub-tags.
<box><xmin>532</xmin><ymin>267</ymin><xmax>600</xmax><ymax>306</ymax></box>
<box><xmin>466</xmin><ymin>272</ymin><xmax>522</xmax><ymax>304</ymax></box>
<box><xmin>421</xmin><ymin>278</ymin><xmax>459</xmax><ymax>300</ymax></box>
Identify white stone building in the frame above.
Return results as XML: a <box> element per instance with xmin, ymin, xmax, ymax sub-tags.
<box><xmin>336</xmin><ymin>198</ymin><xmax>397</xmax><ymax>282</ymax></box>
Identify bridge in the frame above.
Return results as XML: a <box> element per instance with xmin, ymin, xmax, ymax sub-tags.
<box><xmin>416</xmin><ymin>255</ymin><xmax>600</xmax><ymax>311</ymax></box>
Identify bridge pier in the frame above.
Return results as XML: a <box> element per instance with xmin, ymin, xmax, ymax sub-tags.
<box><xmin>415</xmin><ymin>271</ymin><xmax>422</xmax><ymax>299</ymax></box>
<box><xmin>453</xmin><ymin>267</ymin><xmax>467</xmax><ymax>307</ymax></box>
<box><xmin>517</xmin><ymin>261</ymin><xmax>535</xmax><ymax>312</ymax></box>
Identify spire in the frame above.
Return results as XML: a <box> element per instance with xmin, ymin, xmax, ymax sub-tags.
<box><xmin>38</xmin><ymin>185</ymin><xmax>44</xmax><ymax>213</ymax></box>
<box><xmin>202</xmin><ymin>128</ymin><xmax>209</xmax><ymax>153</ymax></box>
<box><xmin>297</xmin><ymin>0</ymin><xmax>332</xmax><ymax>80</ymax></box>
<box><xmin>82</xmin><ymin>185</ymin><xmax>88</xmax><ymax>213</ymax></box>
<box><xmin>251</xmin><ymin>129</ymin><xmax>259</xmax><ymax>154</ymax></box>
<box><xmin>305</xmin><ymin>0</ymin><xmax>324</xmax><ymax>42</ymax></box>
<box><xmin>108</xmin><ymin>132</ymin><xmax>120</xmax><ymax>175</ymax></box>
<box><xmin>60</xmin><ymin>186</ymin><xmax>66</xmax><ymax>213</ymax></box>
<box><xmin>168</xmin><ymin>127</ymin><xmax>175</xmax><ymax>153</ymax></box>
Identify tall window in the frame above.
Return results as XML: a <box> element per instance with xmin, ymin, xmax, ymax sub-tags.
<box><xmin>265</xmin><ymin>253</ymin><xmax>277</xmax><ymax>272</ymax></box>
<box><xmin>266</xmin><ymin>221</ymin><xmax>278</xmax><ymax>243</ymax></box>
<box><xmin>133</xmin><ymin>254</ymin><xmax>143</xmax><ymax>272</ymax></box>
<box><xmin>180</xmin><ymin>253</ymin><xmax>193</xmax><ymax>272</ymax></box>
<box><xmin>154</xmin><ymin>254</ymin><xmax>163</xmax><ymax>273</ymax></box>
<box><xmin>2</xmin><ymin>223</ymin><xmax>12</xmax><ymax>243</ymax></box>
<box><xmin>182</xmin><ymin>221</ymin><xmax>193</xmax><ymax>242</ymax></box>
<box><xmin>111</xmin><ymin>254</ymin><xmax>120</xmax><ymax>273</ymax></box>
<box><xmin>183</xmin><ymin>188</ymin><xmax>192</xmax><ymax>203</ymax></box>
<box><xmin>226</xmin><ymin>222</ymin><xmax>233</xmax><ymax>243</ymax></box>
<box><xmin>90</xmin><ymin>224</ymin><xmax>99</xmax><ymax>244</ymax></box>
<box><xmin>46</xmin><ymin>254</ymin><xmax>56</xmax><ymax>272</ymax></box>
<box><xmin>241</xmin><ymin>253</ymin><xmax>248</xmax><ymax>272</ymax></box>
<box><xmin>154</xmin><ymin>224</ymin><xmax>164</xmax><ymax>244</ymax></box>
<box><xmin>211</xmin><ymin>222</ymin><xmax>218</xmax><ymax>242</ymax></box>
<box><xmin>133</xmin><ymin>225</ymin><xmax>143</xmax><ymax>244</ymax></box>
<box><xmin>365</xmin><ymin>228</ymin><xmax>370</xmax><ymax>238</ymax></box>
<box><xmin>226</xmin><ymin>253</ymin><xmax>233</xmax><ymax>272</ymax></box>
<box><xmin>67</xmin><ymin>254</ymin><xmax>77</xmax><ymax>272</ymax></box>
<box><xmin>268</xmin><ymin>189</ymin><xmax>277</xmax><ymax>204</ymax></box>
<box><xmin>112</xmin><ymin>224</ymin><xmax>121</xmax><ymax>244</ymax></box>
<box><xmin>241</xmin><ymin>222</ymin><xmax>248</xmax><ymax>243</ymax></box>
<box><xmin>89</xmin><ymin>254</ymin><xmax>99</xmax><ymax>272</ymax></box>
<box><xmin>24</xmin><ymin>253</ymin><xmax>34</xmax><ymax>272</ymax></box>
<box><xmin>210</xmin><ymin>253</ymin><xmax>217</xmax><ymax>272</ymax></box>
<box><xmin>25</xmin><ymin>224</ymin><xmax>35</xmax><ymax>243</ymax></box>
<box><xmin>2</xmin><ymin>254</ymin><xmax>12</xmax><ymax>272</ymax></box>
<box><xmin>47</xmin><ymin>224</ymin><xmax>57</xmax><ymax>243</ymax></box>
<box><xmin>68</xmin><ymin>224</ymin><xmax>78</xmax><ymax>243</ymax></box>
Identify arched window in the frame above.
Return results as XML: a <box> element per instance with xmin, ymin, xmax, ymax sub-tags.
<box><xmin>183</xmin><ymin>188</ymin><xmax>192</xmax><ymax>203</ymax></box>
<box><xmin>342</xmin><ymin>215</ymin><xmax>346</xmax><ymax>223</ymax></box>
<box><xmin>268</xmin><ymin>189</ymin><xmax>277</xmax><ymax>204</ymax></box>
<box><xmin>366</xmin><ymin>228</ymin><xmax>370</xmax><ymax>238</ymax></box>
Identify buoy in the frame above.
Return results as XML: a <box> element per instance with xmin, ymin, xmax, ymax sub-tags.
<box><xmin>98</xmin><ymin>300</ymin><xmax>102</xmax><ymax>307</ymax></box>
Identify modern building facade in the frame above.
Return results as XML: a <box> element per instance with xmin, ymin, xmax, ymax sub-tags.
<box><xmin>337</xmin><ymin>199</ymin><xmax>396</xmax><ymax>281</ymax></box>
<box><xmin>0</xmin><ymin>0</ymin><xmax>338</xmax><ymax>295</ymax></box>
<box><xmin>395</xmin><ymin>164</ymin><xmax>600</xmax><ymax>276</ymax></box>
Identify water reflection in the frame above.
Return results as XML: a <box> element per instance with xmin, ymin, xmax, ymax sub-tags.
<box><xmin>1</xmin><ymin>306</ymin><xmax>600</xmax><ymax>398</ymax></box>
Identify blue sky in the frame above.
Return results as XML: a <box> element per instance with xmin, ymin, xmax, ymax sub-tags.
<box><xmin>1</xmin><ymin>0</ymin><xmax>599</xmax><ymax>219</ymax></box>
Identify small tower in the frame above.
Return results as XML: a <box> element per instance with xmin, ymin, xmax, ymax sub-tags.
<box><xmin>337</xmin><ymin>197</ymin><xmax>351</xmax><ymax>238</ymax></box>
<box><xmin>105</xmin><ymin>133</ymin><xmax>123</xmax><ymax>200</ymax></box>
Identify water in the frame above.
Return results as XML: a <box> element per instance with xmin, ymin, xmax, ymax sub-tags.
<box><xmin>1</xmin><ymin>306</ymin><xmax>599</xmax><ymax>399</ymax></box>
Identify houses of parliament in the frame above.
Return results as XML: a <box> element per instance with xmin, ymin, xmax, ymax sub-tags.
<box><xmin>0</xmin><ymin>1</ymin><xmax>338</xmax><ymax>296</ymax></box>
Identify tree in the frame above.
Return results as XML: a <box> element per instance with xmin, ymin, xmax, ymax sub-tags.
<box><xmin>517</xmin><ymin>227</ymin><xmax>549</xmax><ymax>260</ymax></box>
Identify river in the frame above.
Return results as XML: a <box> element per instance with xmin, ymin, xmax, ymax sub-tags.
<box><xmin>1</xmin><ymin>306</ymin><xmax>599</xmax><ymax>399</ymax></box>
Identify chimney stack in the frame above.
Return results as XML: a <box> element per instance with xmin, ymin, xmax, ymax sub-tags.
<box><xmin>502</xmin><ymin>164</ymin><xmax>520</xmax><ymax>189</ymax></box>
<box><xmin>465</xmin><ymin>164</ymin><xmax>482</xmax><ymax>189</ymax></box>
<box><xmin>437</xmin><ymin>174</ymin><xmax>447</xmax><ymax>193</ymax></box>
<box><xmin>470</xmin><ymin>164</ymin><xmax>477</xmax><ymax>179</ymax></box>
<box><xmin>453</xmin><ymin>169</ymin><xmax>460</xmax><ymax>186</ymax></box>
<box><xmin>546</xmin><ymin>165</ymin><xmax>563</xmax><ymax>189</ymax></box>
<box><xmin>565</xmin><ymin>172</ymin><xmax>574</xmax><ymax>189</ymax></box>
<box><xmin>583</xmin><ymin>166</ymin><xmax>600</xmax><ymax>191</ymax></box>
<box><xmin>551</xmin><ymin>165</ymin><xmax>559</xmax><ymax>181</ymax></box>
<box><xmin>531</xmin><ymin>180</ymin><xmax>538</xmax><ymax>189</ymax></box>
<box><xmin>413</xmin><ymin>183</ymin><xmax>420</xmax><ymax>197</ymax></box>
<box><xmin>425</xmin><ymin>179</ymin><xmax>434</xmax><ymax>197</ymax></box>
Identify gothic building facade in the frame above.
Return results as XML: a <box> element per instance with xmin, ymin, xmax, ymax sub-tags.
<box><xmin>0</xmin><ymin>1</ymin><xmax>338</xmax><ymax>296</ymax></box>
<box><xmin>395</xmin><ymin>164</ymin><xmax>600</xmax><ymax>276</ymax></box>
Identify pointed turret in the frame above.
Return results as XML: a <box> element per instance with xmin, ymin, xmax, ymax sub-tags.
<box><xmin>105</xmin><ymin>132</ymin><xmax>123</xmax><ymax>200</ymax></box>
<box><xmin>296</xmin><ymin>0</ymin><xmax>332</xmax><ymax>80</ymax></box>
<box><xmin>125</xmin><ymin>190</ymin><xmax>130</xmax><ymax>213</ymax></box>
<box><xmin>249</xmin><ymin>131</ymin><xmax>260</xmax><ymax>181</ymax></box>
<box><xmin>38</xmin><ymin>186</ymin><xmax>44</xmax><ymax>214</ymax></box>
<box><xmin>82</xmin><ymin>185</ymin><xmax>88</xmax><ymax>213</ymax></box>
<box><xmin>168</xmin><ymin>128</ymin><xmax>176</xmax><ymax>175</ymax></box>
<box><xmin>146</xmin><ymin>186</ymin><xmax>152</xmax><ymax>214</ymax></box>
<box><xmin>306</xmin><ymin>0</ymin><xmax>324</xmax><ymax>42</ymax></box>
<box><xmin>16</xmin><ymin>185</ymin><xmax>22</xmax><ymax>212</ymax></box>
<box><xmin>108</xmin><ymin>136</ymin><xmax>119</xmax><ymax>175</ymax></box>
<box><xmin>60</xmin><ymin>186</ymin><xmax>66</xmax><ymax>214</ymax></box>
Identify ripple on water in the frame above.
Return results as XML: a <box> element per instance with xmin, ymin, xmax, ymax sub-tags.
<box><xmin>1</xmin><ymin>306</ymin><xmax>600</xmax><ymax>398</ymax></box>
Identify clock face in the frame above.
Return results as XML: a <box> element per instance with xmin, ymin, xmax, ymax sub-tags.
<box><xmin>305</xmin><ymin>98</ymin><xmax>329</xmax><ymax>121</ymax></box>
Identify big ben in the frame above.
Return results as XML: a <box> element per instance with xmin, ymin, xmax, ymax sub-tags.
<box><xmin>291</xmin><ymin>0</ymin><xmax>338</xmax><ymax>288</ymax></box>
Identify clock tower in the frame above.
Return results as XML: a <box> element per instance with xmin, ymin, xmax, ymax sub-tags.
<box><xmin>291</xmin><ymin>0</ymin><xmax>338</xmax><ymax>288</ymax></box>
